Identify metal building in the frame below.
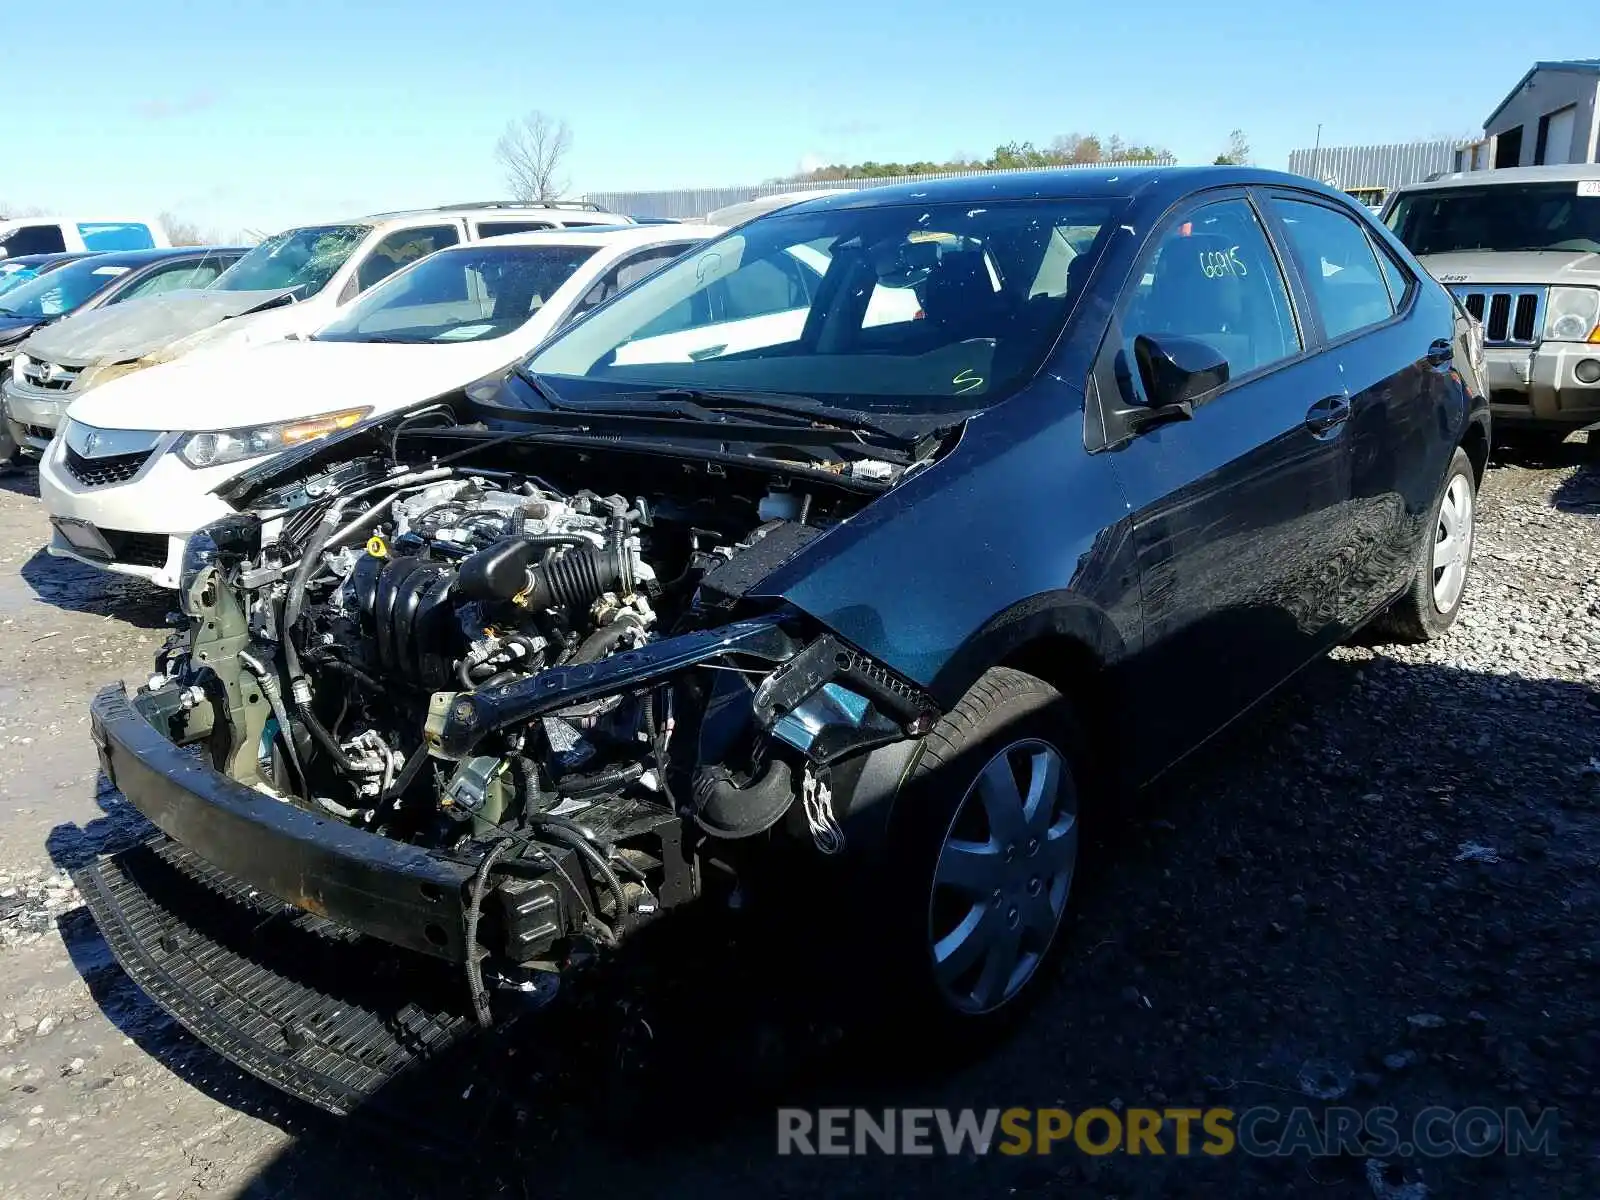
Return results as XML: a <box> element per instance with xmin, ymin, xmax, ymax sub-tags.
<box><xmin>1483</xmin><ymin>59</ymin><xmax>1600</xmax><ymax>168</ymax></box>
<box><xmin>1286</xmin><ymin>140</ymin><xmax>1462</xmax><ymax>195</ymax></box>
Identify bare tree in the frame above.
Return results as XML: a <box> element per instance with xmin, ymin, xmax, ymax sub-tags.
<box><xmin>1215</xmin><ymin>129</ymin><xmax>1253</xmax><ymax>166</ymax></box>
<box><xmin>0</xmin><ymin>201</ymin><xmax>45</xmax><ymax>219</ymax></box>
<box><xmin>494</xmin><ymin>111</ymin><xmax>573</xmax><ymax>201</ymax></box>
<box><xmin>159</xmin><ymin>210</ymin><xmax>208</xmax><ymax>245</ymax></box>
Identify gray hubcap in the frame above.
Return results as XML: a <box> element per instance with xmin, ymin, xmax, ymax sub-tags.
<box><xmin>1433</xmin><ymin>473</ymin><xmax>1474</xmax><ymax>613</ymax></box>
<box><xmin>928</xmin><ymin>738</ymin><xmax>1078</xmax><ymax>1014</ymax></box>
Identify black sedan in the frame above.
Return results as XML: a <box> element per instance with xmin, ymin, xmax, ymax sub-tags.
<box><xmin>73</xmin><ymin>167</ymin><xmax>1487</xmax><ymax>1111</ymax></box>
<box><xmin>0</xmin><ymin>251</ymin><xmax>95</xmax><ymax>296</ymax></box>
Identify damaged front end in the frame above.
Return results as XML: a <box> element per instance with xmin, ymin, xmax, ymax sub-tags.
<box><xmin>79</xmin><ymin>431</ymin><xmax>939</xmax><ymax>1109</ymax></box>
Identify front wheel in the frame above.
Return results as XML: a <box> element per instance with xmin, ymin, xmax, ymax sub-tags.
<box><xmin>0</xmin><ymin>418</ymin><xmax>19</xmax><ymax>471</ymax></box>
<box><xmin>1374</xmin><ymin>446</ymin><xmax>1477</xmax><ymax>642</ymax></box>
<box><xmin>869</xmin><ymin>667</ymin><xmax>1085</xmax><ymax>1033</ymax></box>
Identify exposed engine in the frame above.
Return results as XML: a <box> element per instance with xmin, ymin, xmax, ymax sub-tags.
<box><xmin>156</xmin><ymin>447</ymin><xmax>932</xmax><ymax>980</ymax></box>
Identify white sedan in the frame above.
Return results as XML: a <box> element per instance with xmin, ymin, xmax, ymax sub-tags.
<box><xmin>39</xmin><ymin>224</ymin><xmax>719</xmax><ymax>586</ymax></box>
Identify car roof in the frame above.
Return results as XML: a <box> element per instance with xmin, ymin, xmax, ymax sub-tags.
<box><xmin>348</xmin><ymin>204</ymin><xmax>633</xmax><ymax>227</ymax></box>
<box><xmin>0</xmin><ymin>252</ymin><xmax>95</xmax><ymax>269</ymax></box>
<box><xmin>1390</xmin><ymin>164</ymin><xmax>1600</xmax><ymax>196</ymax></box>
<box><xmin>434</xmin><ymin>223</ymin><xmax>723</xmax><ymax>250</ymax></box>
<box><xmin>777</xmin><ymin>166</ymin><xmax>1347</xmax><ymax>216</ymax></box>
<box><xmin>63</xmin><ymin>246</ymin><xmax>251</xmax><ymax>269</ymax></box>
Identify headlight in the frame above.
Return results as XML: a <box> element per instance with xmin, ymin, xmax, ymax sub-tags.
<box><xmin>1543</xmin><ymin>287</ymin><xmax>1600</xmax><ymax>342</ymax></box>
<box><xmin>11</xmin><ymin>353</ymin><xmax>30</xmax><ymax>375</ymax></box>
<box><xmin>1466</xmin><ymin>315</ymin><xmax>1486</xmax><ymax>377</ymax></box>
<box><xmin>173</xmin><ymin>407</ymin><xmax>372</xmax><ymax>469</ymax></box>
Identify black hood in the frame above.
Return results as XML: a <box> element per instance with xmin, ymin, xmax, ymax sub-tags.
<box><xmin>0</xmin><ymin>316</ymin><xmax>44</xmax><ymax>347</ymax></box>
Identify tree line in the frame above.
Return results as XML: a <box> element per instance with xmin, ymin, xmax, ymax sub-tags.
<box><xmin>789</xmin><ymin>130</ymin><xmax>1253</xmax><ymax>182</ymax></box>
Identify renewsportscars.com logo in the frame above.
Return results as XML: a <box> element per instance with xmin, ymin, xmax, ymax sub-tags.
<box><xmin>777</xmin><ymin>1106</ymin><xmax>1560</xmax><ymax>1158</ymax></box>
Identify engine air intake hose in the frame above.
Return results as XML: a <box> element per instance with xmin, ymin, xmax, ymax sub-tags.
<box><xmin>457</xmin><ymin>536</ymin><xmax>631</xmax><ymax>611</ymax></box>
<box><xmin>693</xmin><ymin>757</ymin><xmax>795</xmax><ymax>839</ymax></box>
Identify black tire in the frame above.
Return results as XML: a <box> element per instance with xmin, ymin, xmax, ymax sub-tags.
<box><xmin>863</xmin><ymin>666</ymin><xmax>1086</xmax><ymax>1039</ymax></box>
<box><xmin>1495</xmin><ymin>428</ymin><xmax>1571</xmax><ymax>461</ymax></box>
<box><xmin>1374</xmin><ymin>446</ymin><xmax>1476</xmax><ymax>643</ymax></box>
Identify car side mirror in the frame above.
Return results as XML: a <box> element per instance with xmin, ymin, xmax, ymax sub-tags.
<box><xmin>1131</xmin><ymin>333</ymin><xmax>1229</xmax><ymax>424</ymax></box>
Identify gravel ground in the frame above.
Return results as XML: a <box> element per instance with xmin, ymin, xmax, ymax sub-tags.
<box><xmin>0</xmin><ymin>440</ymin><xmax>1596</xmax><ymax>1199</ymax></box>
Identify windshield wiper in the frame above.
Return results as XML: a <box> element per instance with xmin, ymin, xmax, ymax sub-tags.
<box><xmin>515</xmin><ymin>372</ymin><xmax>913</xmax><ymax>444</ymax></box>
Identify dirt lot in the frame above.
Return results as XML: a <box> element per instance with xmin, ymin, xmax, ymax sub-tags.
<box><xmin>0</xmin><ymin>442</ymin><xmax>1596</xmax><ymax>1200</ymax></box>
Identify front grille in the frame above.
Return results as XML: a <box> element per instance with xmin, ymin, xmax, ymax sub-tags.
<box><xmin>1490</xmin><ymin>388</ymin><xmax>1532</xmax><ymax>407</ymax></box>
<box><xmin>18</xmin><ymin>359</ymin><xmax>80</xmax><ymax>391</ymax></box>
<box><xmin>64</xmin><ymin>446</ymin><xmax>153</xmax><ymax>487</ymax></box>
<box><xmin>1453</xmin><ymin>287</ymin><xmax>1544</xmax><ymax>346</ymax></box>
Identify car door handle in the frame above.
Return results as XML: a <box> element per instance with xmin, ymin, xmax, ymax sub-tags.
<box><xmin>1304</xmin><ymin>395</ymin><xmax>1350</xmax><ymax>437</ymax></box>
<box><xmin>1426</xmin><ymin>338</ymin><xmax>1453</xmax><ymax>366</ymax></box>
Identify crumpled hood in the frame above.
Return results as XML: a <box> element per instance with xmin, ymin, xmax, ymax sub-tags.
<box><xmin>1417</xmin><ymin>250</ymin><xmax>1600</xmax><ymax>287</ymax></box>
<box><xmin>20</xmin><ymin>288</ymin><xmax>295</xmax><ymax>367</ymax></box>
<box><xmin>66</xmin><ymin>337</ymin><xmax>506</xmax><ymax>433</ymax></box>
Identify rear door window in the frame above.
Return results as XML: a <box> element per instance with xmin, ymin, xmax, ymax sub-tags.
<box><xmin>78</xmin><ymin>222</ymin><xmax>156</xmax><ymax>251</ymax></box>
<box><xmin>717</xmin><ymin>254</ymin><xmax>812</xmax><ymax>320</ymax></box>
<box><xmin>116</xmin><ymin>258</ymin><xmax>229</xmax><ymax>301</ymax></box>
<box><xmin>1370</xmin><ymin>238</ymin><xmax>1414</xmax><ymax>309</ymax></box>
<box><xmin>1269</xmin><ymin>199</ymin><xmax>1397</xmax><ymax>340</ymax></box>
<box><xmin>356</xmin><ymin>225</ymin><xmax>462</xmax><ymax>292</ymax></box>
<box><xmin>569</xmin><ymin>244</ymin><xmax>698</xmax><ymax>324</ymax></box>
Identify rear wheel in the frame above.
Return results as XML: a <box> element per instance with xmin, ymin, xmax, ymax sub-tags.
<box><xmin>1374</xmin><ymin>446</ymin><xmax>1476</xmax><ymax>642</ymax></box>
<box><xmin>869</xmin><ymin>667</ymin><xmax>1085</xmax><ymax>1034</ymax></box>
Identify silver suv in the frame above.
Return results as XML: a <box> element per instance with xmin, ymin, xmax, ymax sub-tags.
<box><xmin>1383</xmin><ymin>165</ymin><xmax>1600</xmax><ymax>442</ymax></box>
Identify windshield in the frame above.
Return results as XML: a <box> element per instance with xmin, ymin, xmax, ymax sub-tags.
<box><xmin>0</xmin><ymin>264</ymin><xmax>41</xmax><ymax>298</ymax></box>
<box><xmin>212</xmin><ymin>224</ymin><xmax>370</xmax><ymax>296</ymax></box>
<box><xmin>522</xmin><ymin>198</ymin><xmax>1120</xmax><ymax>411</ymax></box>
<box><xmin>316</xmin><ymin>243</ymin><xmax>600</xmax><ymax>344</ymax></box>
<box><xmin>0</xmin><ymin>256</ymin><xmax>129</xmax><ymax>319</ymax></box>
<box><xmin>1387</xmin><ymin>182</ymin><xmax>1600</xmax><ymax>255</ymax></box>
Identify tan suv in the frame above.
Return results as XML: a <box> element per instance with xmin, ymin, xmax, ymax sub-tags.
<box><xmin>1383</xmin><ymin>165</ymin><xmax>1600</xmax><ymax>444</ymax></box>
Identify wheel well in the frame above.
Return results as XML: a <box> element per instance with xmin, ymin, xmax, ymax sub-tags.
<box><xmin>998</xmin><ymin>635</ymin><xmax>1118</xmax><ymax>777</ymax></box>
<box><xmin>1460</xmin><ymin>419</ymin><xmax>1489</xmax><ymax>485</ymax></box>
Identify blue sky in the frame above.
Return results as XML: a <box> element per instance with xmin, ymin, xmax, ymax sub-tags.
<box><xmin>5</xmin><ymin>1</ymin><xmax>1580</xmax><ymax>235</ymax></box>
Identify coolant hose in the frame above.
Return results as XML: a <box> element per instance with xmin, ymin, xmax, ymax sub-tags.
<box><xmin>570</xmin><ymin>612</ymin><xmax>645</xmax><ymax>665</ymax></box>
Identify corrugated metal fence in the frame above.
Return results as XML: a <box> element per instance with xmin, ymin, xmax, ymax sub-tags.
<box><xmin>1286</xmin><ymin>140</ymin><xmax>1464</xmax><ymax>192</ymax></box>
<box><xmin>582</xmin><ymin>156</ymin><xmax>1179</xmax><ymax>219</ymax></box>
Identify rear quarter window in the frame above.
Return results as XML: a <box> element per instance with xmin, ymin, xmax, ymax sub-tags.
<box><xmin>476</xmin><ymin>221</ymin><xmax>555</xmax><ymax>237</ymax></box>
<box><xmin>78</xmin><ymin>223</ymin><xmax>156</xmax><ymax>251</ymax></box>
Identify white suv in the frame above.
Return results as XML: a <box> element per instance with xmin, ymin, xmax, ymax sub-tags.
<box><xmin>39</xmin><ymin>224</ymin><xmax>716</xmax><ymax>587</ymax></box>
<box><xmin>0</xmin><ymin>217</ymin><xmax>171</xmax><ymax>257</ymax></box>
<box><xmin>6</xmin><ymin>202</ymin><xmax>632</xmax><ymax>441</ymax></box>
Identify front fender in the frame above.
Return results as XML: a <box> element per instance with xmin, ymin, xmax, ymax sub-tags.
<box><xmin>924</xmin><ymin>586</ymin><xmax>1127</xmax><ymax>707</ymax></box>
<box><xmin>752</xmin><ymin>379</ymin><xmax>1142</xmax><ymax>709</ymax></box>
